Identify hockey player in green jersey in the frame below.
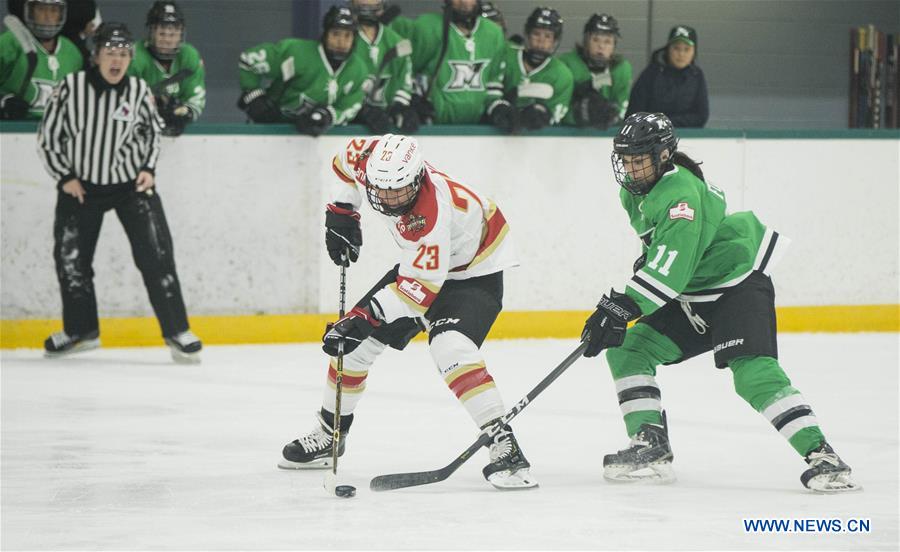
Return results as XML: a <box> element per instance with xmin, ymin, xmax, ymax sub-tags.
<box><xmin>128</xmin><ymin>1</ymin><xmax>205</xmax><ymax>137</ymax></box>
<box><xmin>499</xmin><ymin>7</ymin><xmax>573</xmax><ymax>131</ymax></box>
<box><xmin>581</xmin><ymin>112</ymin><xmax>860</xmax><ymax>493</ymax></box>
<box><xmin>0</xmin><ymin>0</ymin><xmax>82</xmax><ymax>119</ymax></box>
<box><xmin>349</xmin><ymin>0</ymin><xmax>418</xmax><ymax>134</ymax></box>
<box><xmin>559</xmin><ymin>13</ymin><xmax>632</xmax><ymax>129</ymax></box>
<box><xmin>237</xmin><ymin>6</ymin><xmax>368</xmax><ymax>136</ymax></box>
<box><xmin>409</xmin><ymin>0</ymin><xmax>513</xmax><ymax>129</ymax></box>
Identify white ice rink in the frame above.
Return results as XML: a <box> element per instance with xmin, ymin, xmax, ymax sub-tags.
<box><xmin>2</xmin><ymin>334</ymin><xmax>898</xmax><ymax>550</ymax></box>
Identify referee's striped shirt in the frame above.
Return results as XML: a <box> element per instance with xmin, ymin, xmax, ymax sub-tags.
<box><xmin>37</xmin><ymin>69</ymin><xmax>162</xmax><ymax>187</ymax></box>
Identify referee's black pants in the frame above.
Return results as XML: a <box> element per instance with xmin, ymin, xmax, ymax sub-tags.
<box><xmin>53</xmin><ymin>184</ymin><xmax>190</xmax><ymax>338</ymax></box>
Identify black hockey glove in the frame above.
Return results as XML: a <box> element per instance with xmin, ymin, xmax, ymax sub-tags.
<box><xmin>581</xmin><ymin>290</ymin><xmax>641</xmax><ymax>357</ymax></box>
<box><xmin>488</xmin><ymin>100</ymin><xmax>518</xmax><ymax>134</ymax></box>
<box><xmin>632</xmin><ymin>252</ymin><xmax>647</xmax><ymax>273</ymax></box>
<box><xmin>358</xmin><ymin>104</ymin><xmax>391</xmax><ymax>134</ymax></box>
<box><xmin>295</xmin><ymin>106</ymin><xmax>333</xmax><ymax>136</ymax></box>
<box><xmin>389</xmin><ymin>101</ymin><xmax>420</xmax><ymax>133</ymax></box>
<box><xmin>237</xmin><ymin>89</ymin><xmax>283</xmax><ymax>123</ymax></box>
<box><xmin>325</xmin><ymin>202</ymin><xmax>362</xmax><ymax>266</ymax></box>
<box><xmin>409</xmin><ymin>94</ymin><xmax>435</xmax><ymax>125</ymax></box>
<box><xmin>573</xmin><ymin>91</ymin><xmax>618</xmax><ymax>130</ymax></box>
<box><xmin>322</xmin><ymin>305</ymin><xmax>382</xmax><ymax>356</ymax></box>
<box><xmin>520</xmin><ymin>103</ymin><xmax>551</xmax><ymax>130</ymax></box>
<box><xmin>0</xmin><ymin>94</ymin><xmax>30</xmax><ymax>120</ymax></box>
<box><xmin>157</xmin><ymin>98</ymin><xmax>193</xmax><ymax>137</ymax></box>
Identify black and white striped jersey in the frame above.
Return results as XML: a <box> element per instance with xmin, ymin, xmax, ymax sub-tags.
<box><xmin>37</xmin><ymin>69</ymin><xmax>163</xmax><ymax>187</ymax></box>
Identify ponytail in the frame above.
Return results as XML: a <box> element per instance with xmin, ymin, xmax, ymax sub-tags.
<box><xmin>672</xmin><ymin>151</ymin><xmax>704</xmax><ymax>181</ymax></box>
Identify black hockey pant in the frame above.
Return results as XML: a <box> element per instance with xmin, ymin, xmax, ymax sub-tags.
<box><xmin>52</xmin><ymin>186</ymin><xmax>189</xmax><ymax>338</ymax></box>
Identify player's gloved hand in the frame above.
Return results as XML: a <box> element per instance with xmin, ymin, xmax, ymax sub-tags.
<box><xmin>588</xmin><ymin>96</ymin><xmax>619</xmax><ymax>130</ymax></box>
<box><xmin>358</xmin><ymin>104</ymin><xmax>391</xmax><ymax>134</ymax></box>
<box><xmin>488</xmin><ymin>100</ymin><xmax>518</xmax><ymax>134</ymax></box>
<box><xmin>389</xmin><ymin>101</ymin><xmax>420</xmax><ymax>133</ymax></box>
<box><xmin>632</xmin><ymin>252</ymin><xmax>647</xmax><ymax>273</ymax></box>
<box><xmin>295</xmin><ymin>106</ymin><xmax>333</xmax><ymax>136</ymax></box>
<box><xmin>158</xmin><ymin>99</ymin><xmax>193</xmax><ymax>137</ymax></box>
<box><xmin>0</xmin><ymin>94</ymin><xmax>30</xmax><ymax>120</ymax></box>
<box><xmin>322</xmin><ymin>305</ymin><xmax>382</xmax><ymax>356</ymax></box>
<box><xmin>237</xmin><ymin>89</ymin><xmax>282</xmax><ymax>123</ymax></box>
<box><xmin>409</xmin><ymin>94</ymin><xmax>435</xmax><ymax>125</ymax></box>
<box><xmin>581</xmin><ymin>289</ymin><xmax>641</xmax><ymax>357</ymax></box>
<box><xmin>520</xmin><ymin>103</ymin><xmax>550</xmax><ymax>130</ymax></box>
<box><xmin>325</xmin><ymin>202</ymin><xmax>362</xmax><ymax>266</ymax></box>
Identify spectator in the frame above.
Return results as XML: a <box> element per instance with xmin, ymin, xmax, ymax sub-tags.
<box><xmin>128</xmin><ymin>1</ymin><xmax>206</xmax><ymax>137</ymax></box>
<box><xmin>560</xmin><ymin>13</ymin><xmax>632</xmax><ymax>129</ymax></box>
<box><xmin>237</xmin><ymin>5</ymin><xmax>368</xmax><ymax>136</ymax></box>
<box><xmin>627</xmin><ymin>25</ymin><xmax>708</xmax><ymax>128</ymax></box>
<box><xmin>499</xmin><ymin>6</ymin><xmax>573</xmax><ymax>131</ymax></box>
<box><xmin>60</xmin><ymin>0</ymin><xmax>99</xmax><ymax>66</ymax></box>
<box><xmin>349</xmin><ymin>0</ymin><xmax>418</xmax><ymax>134</ymax></box>
<box><xmin>1</xmin><ymin>0</ymin><xmax>83</xmax><ymax>119</ymax></box>
<box><xmin>409</xmin><ymin>0</ymin><xmax>509</xmax><ymax>129</ymax></box>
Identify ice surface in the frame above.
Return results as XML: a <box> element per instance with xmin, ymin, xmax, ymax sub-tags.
<box><xmin>2</xmin><ymin>334</ymin><xmax>897</xmax><ymax>550</ymax></box>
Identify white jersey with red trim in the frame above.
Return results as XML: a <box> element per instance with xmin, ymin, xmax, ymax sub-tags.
<box><xmin>330</xmin><ymin>137</ymin><xmax>518</xmax><ymax>324</ymax></box>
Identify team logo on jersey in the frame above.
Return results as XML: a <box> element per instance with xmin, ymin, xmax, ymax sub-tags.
<box><xmin>112</xmin><ymin>102</ymin><xmax>135</xmax><ymax>122</ymax></box>
<box><xmin>444</xmin><ymin>60</ymin><xmax>490</xmax><ymax>91</ymax></box>
<box><xmin>669</xmin><ymin>202</ymin><xmax>695</xmax><ymax>221</ymax></box>
<box><xmin>397</xmin><ymin>213</ymin><xmax>427</xmax><ymax>235</ymax></box>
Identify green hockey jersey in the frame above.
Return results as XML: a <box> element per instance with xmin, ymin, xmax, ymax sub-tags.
<box><xmin>352</xmin><ymin>24</ymin><xmax>413</xmax><ymax>108</ymax></box>
<box><xmin>239</xmin><ymin>38</ymin><xmax>367</xmax><ymax>124</ymax></box>
<box><xmin>620</xmin><ymin>165</ymin><xmax>788</xmax><ymax>315</ymax></box>
<box><xmin>0</xmin><ymin>31</ymin><xmax>82</xmax><ymax>119</ymax></box>
<box><xmin>387</xmin><ymin>15</ymin><xmax>415</xmax><ymax>40</ymax></box>
<box><xmin>500</xmin><ymin>44</ymin><xmax>573</xmax><ymax>125</ymax></box>
<box><xmin>411</xmin><ymin>14</ymin><xmax>506</xmax><ymax>123</ymax></box>
<box><xmin>128</xmin><ymin>41</ymin><xmax>207</xmax><ymax>119</ymax></box>
<box><xmin>559</xmin><ymin>51</ymin><xmax>632</xmax><ymax>125</ymax></box>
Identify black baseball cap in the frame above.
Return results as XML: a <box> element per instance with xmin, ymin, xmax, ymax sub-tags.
<box><xmin>667</xmin><ymin>25</ymin><xmax>696</xmax><ymax>47</ymax></box>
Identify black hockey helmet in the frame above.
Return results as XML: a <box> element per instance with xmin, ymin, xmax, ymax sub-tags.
<box><xmin>24</xmin><ymin>0</ymin><xmax>67</xmax><ymax>40</ymax></box>
<box><xmin>611</xmin><ymin>112</ymin><xmax>679</xmax><ymax>195</ymax></box>
<box><xmin>523</xmin><ymin>6</ymin><xmax>562</xmax><ymax>67</ymax></box>
<box><xmin>93</xmin><ymin>22</ymin><xmax>134</xmax><ymax>55</ymax></box>
<box><xmin>146</xmin><ymin>1</ymin><xmax>185</xmax><ymax>61</ymax></box>
<box><xmin>480</xmin><ymin>1</ymin><xmax>505</xmax><ymax>33</ymax></box>
<box><xmin>584</xmin><ymin>13</ymin><xmax>619</xmax><ymax>37</ymax></box>
<box><xmin>351</xmin><ymin>0</ymin><xmax>384</xmax><ymax>25</ymax></box>
<box><xmin>444</xmin><ymin>0</ymin><xmax>481</xmax><ymax>29</ymax></box>
<box><xmin>322</xmin><ymin>5</ymin><xmax>356</xmax><ymax>63</ymax></box>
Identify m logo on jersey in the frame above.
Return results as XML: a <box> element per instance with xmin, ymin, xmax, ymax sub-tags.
<box><xmin>444</xmin><ymin>60</ymin><xmax>489</xmax><ymax>91</ymax></box>
<box><xmin>669</xmin><ymin>202</ymin><xmax>695</xmax><ymax>221</ymax></box>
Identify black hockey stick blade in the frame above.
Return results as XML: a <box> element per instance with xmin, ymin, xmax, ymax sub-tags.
<box><xmin>370</xmin><ymin>341</ymin><xmax>588</xmax><ymax>492</ymax></box>
<box><xmin>4</xmin><ymin>15</ymin><xmax>38</xmax><ymax>97</ymax></box>
<box><xmin>150</xmin><ymin>68</ymin><xmax>194</xmax><ymax>96</ymax></box>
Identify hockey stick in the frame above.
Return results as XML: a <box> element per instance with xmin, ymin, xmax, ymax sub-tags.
<box><xmin>370</xmin><ymin>341</ymin><xmax>588</xmax><ymax>491</ymax></box>
<box><xmin>150</xmin><ymin>68</ymin><xmax>194</xmax><ymax>97</ymax></box>
<box><xmin>324</xmin><ymin>252</ymin><xmax>356</xmax><ymax>498</ymax></box>
<box><xmin>3</xmin><ymin>15</ymin><xmax>38</xmax><ymax>98</ymax></box>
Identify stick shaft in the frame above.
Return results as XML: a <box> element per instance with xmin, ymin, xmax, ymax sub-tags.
<box><xmin>331</xmin><ymin>259</ymin><xmax>348</xmax><ymax>475</ymax></box>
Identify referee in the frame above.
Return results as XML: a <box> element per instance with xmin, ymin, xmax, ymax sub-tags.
<box><xmin>37</xmin><ymin>22</ymin><xmax>202</xmax><ymax>363</ymax></box>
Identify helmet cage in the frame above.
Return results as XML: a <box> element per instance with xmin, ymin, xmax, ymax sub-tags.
<box><xmin>322</xmin><ymin>6</ymin><xmax>356</xmax><ymax>63</ymax></box>
<box><xmin>524</xmin><ymin>7</ymin><xmax>562</xmax><ymax>66</ymax></box>
<box><xmin>25</xmin><ymin>0</ymin><xmax>67</xmax><ymax>40</ymax></box>
<box><xmin>365</xmin><ymin>169</ymin><xmax>424</xmax><ymax>217</ymax></box>
<box><xmin>352</xmin><ymin>0</ymin><xmax>384</xmax><ymax>24</ymax></box>
<box><xmin>146</xmin><ymin>2</ymin><xmax>185</xmax><ymax>60</ymax></box>
<box><xmin>611</xmin><ymin>115</ymin><xmax>678</xmax><ymax>195</ymax></box>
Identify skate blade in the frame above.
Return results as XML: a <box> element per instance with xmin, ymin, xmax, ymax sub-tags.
<box><xmin>277</xmin><ymin>457</ymin><xmax>332</xmax><ymax>470</ymax></box>
<box><xmin>168</xmin><ymin>348</ymin><xmax>201</xmax><ymax>365</ymax></box>
<box><xmin>604</xmin><ymin>462</ymin><xmax>676</xmax><ymax>484</ymax></box>
<box><xmin>487</xmin><ymin>468</ymin><xmax>539</xmax><ymax>490</ymax></box>
<box><xmin>44</xmin><ymin>339</ymin><xmax>101</xmax><ymax>358</ymax></box>
<box><xmin>806</xmin><ymin>474</ymin><xmax>863</xmax><ymax>494</ymax></box>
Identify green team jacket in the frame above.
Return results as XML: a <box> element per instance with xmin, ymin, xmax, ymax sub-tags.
<box><xmin>239</xmin><ymin>38</ymin><xmax>367</xmax><ymax>124</ymax></box>
<box><xmin>0</xmin><ymin>31</ymin><xmax>82</xmax><ymax>119</ymax></box>
<box><xmin>620</xmin><ymin>165</ymin><xmax>788</xmax><ymax>315</ymax></box>
<box><xmin>128</xmin><ymin>41</ymin><xmax>207</xmax><ymax>119</ymax></box>
<box><xmin>411</xmin><ymin>13</ymin><xmax>506</xmax><ymax>123</ymax></box>
<box><xmin>558</xmin><ymin>51</ymin><xmax>632</xmax><ymax>125</ymax></box>
<box><xmin>352</xmin><ymin>24</ymin><xmax>413</xmax><ymax>108</ymax></box>
<box><xmin>500</xmin><ymin>44</ymin><xmax>573</xmax><ymax>125</ymax></box>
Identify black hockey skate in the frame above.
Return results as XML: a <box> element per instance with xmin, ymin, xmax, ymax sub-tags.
<box><xmin>44</xmin><ymin>330</ymin><xmax>100</xmax><ymax>358</ymax></box>
<box><xmin>481</xmin><ymin>420</ymin><xmax>538</xmax><ymax>490</ymax></box>
<box><xmin>603</xmin><ymin>416</ymin><xmax>675</xmax><ymax>483</ymax></box>
<box><xmin>801</xmin><ymin>442</ymin><xmax>861</xmax><ymax>493</ymax></box>
<box><xmin>164</xmin><ymin>330</ymin><xmax>202</xmax><ymax>364</ymax></box>
<box><xmin>278</xmin><ymin>410</ymin><xmax>349</xmax><ymax>469</ymax></box>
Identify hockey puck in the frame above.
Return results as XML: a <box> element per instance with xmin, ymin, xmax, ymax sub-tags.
<box><xmin>335</xmin><ymin>485</ymin><xmax>356</xmax><ymax>498</ymax></box>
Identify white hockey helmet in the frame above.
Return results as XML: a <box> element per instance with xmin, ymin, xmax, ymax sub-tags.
<box><xmin>364</xmin><ymin>134</ymin><xmax>424</xmax><ymax>216</ymax></box>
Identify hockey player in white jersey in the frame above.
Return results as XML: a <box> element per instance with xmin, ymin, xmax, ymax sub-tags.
<box><xmin>278</xmin><ymin>134</ymin><xmax>537</xmax><ymax>490</ymax></box>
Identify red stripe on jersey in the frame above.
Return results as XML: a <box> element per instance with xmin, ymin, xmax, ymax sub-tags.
<box><xmin>332</xmin><ymin>156</ymin><xmax>355</xmax><ymax>184</ymax></box>
<box><xmin>451</xmin><ymin>206</ymin><xmax>508</xmax><ymax>272</ymax></box>
<box><xmin>448</xmin><ymin>368</ymin><xmax>495</xmax><ymax>399</ymax></box>
<box><xmin>395</xmin><ymin>174</ymin><xmax>438</xmax><ymax>241</ymax></box>
<box><xmin>327</xmin><ymin>366</ymin><xmax>367</xmax><ymax>388</ymax></box>
<box><xmin>395</xmin><ymin>275</ymin><xmax>439</xmax><ymax>308</ymax></box>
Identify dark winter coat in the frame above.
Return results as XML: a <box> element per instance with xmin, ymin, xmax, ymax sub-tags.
<box><xmin>626</xmin><ymin>47</ymin><xmax>709</xmax><ymax>128</ymax></box>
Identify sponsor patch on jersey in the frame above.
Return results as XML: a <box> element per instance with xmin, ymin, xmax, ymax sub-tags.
<box><xmin>112</xmin><ymin>102</ymin><xmax>134</xmax><ymax>122</ymax></box>
<box><xmin>669</xmin><ymin>202</ymin><xmax>695</xmax><ymax>221</ymax></box>
<box><xmin>397</xmin><ymin>213</ymin><xmax>427</xmax><ymax>235</ymax></box>
<box><xmin>397</xmin><ymin>278</ymin><xmax>427</xmax><ymax>305</ymax></box>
